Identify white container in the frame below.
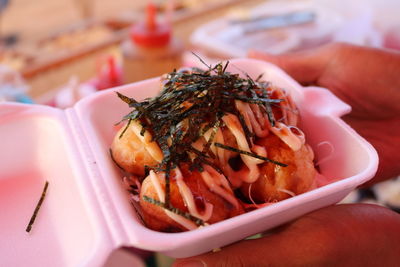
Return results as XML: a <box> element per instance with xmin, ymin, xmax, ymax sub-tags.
<box><xmin>0</xmin><ymin>58</ymin><xmax>378</xmax><ymax>266</ymax></box>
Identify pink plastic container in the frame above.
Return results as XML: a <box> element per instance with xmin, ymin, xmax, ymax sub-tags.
<box><xmin>0</xmin><ymin>59</ymin><xmax>378</xmax><ymax>266</ymax></box>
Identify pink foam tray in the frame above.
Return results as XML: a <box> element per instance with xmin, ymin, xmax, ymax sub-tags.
<box><xmin>0</xmin><ymin>58</ymin><xmax>378</xmax><ymax>266</ymax></box>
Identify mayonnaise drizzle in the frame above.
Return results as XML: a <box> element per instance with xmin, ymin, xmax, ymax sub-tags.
<box><xmin>235</xmin><ymin>100</ymin><xmax>269</xmax><ymax>138</ymax></box>
<box><xmin>222</xmin><ymin>114</ymin><xmax>260</xmax><ymax>184</ymax></box>
<box><xmin>200</xmin><ymin>166</ymin><xmax>239</xmax><ymax>209</ymax></box>
<box><xmin>271</xmin><ymin>87</ymin><xmax>298</xmax><ymax>126</ymax></box>
<box><xmin>270</xmin><ymin>122</ymin><xmax>305</xmax><ymax>151</ymax></box>
<box><xmin>148</xmin><ymin>170</ymin><xmax>198</xmax><ymax>230</ymax></box>
<box><xmin>174</xmin><ymin>168</ymin><xmax>214</xmax><ymax>221</ymax></box>
<box><xmin>147</xmin><ymin>166</ymin><xmax>238</xmax><ymax>229</ymax></box>
<box><xmin>191</xmin><ymin>134</ymin><xmax>240</xmax><ymax>210</ymax></box>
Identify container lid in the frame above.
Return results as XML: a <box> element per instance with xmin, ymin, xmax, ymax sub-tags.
<box><xmin>0</xmin><ymin>104</ymin><xmax>115</xmax><ymax>267</ymax></box>
<box><xmin>130</xmin><ymin>3</ymin><xmax>171</xmax><ymax>47</ymax></box>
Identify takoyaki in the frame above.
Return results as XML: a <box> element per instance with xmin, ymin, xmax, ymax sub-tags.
<box><xmin>111</xmin><ymin>63</ymin><xmax>317</xmax><ymax>232</ymax></box>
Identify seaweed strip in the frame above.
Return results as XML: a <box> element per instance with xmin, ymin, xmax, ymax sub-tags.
<box><xmin>191</xmin><ymin>52</ymin><xmax>212</xmax><ymax>70</ymax></box>
<box><xmin>26</xmin><ymin>181</ymin><xmax>49</xmax><ymax>233</ymax></box>
<box><xmin>164</xmin><ymin>162</ymin><xmax>172</xmax><ymax>208</ymax></box>
<box><xmin>260</xmin><ymin>86</ymin><xmax>276</xmax><ymax>127</ymax></box>
<box><xmin>214</xmin><ymin>142</ymin><xmax>287</xmax><ymax>167</ymax></box>
<box><xmin>237</xmin><ymin>112</ymin><xmax>254</xmax><ymax>147</ymax></box>
<box><xmin>222</xmin><ymin>92</ymin><xmax>283</xmax><ymax>104</ymax></box>
<box><xmin>119</xmin><ymin>118</ymin><xmax>132</xmax><ymax>139</ymax></box>
<box><xmin>143</xmin><ymin>195</ymin><xmax>204</xmax><ymax>226</ymax></box>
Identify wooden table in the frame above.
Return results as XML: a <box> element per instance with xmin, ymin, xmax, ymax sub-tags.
<box><xmin>2</xmin><ymin>0</ymin><xmax>145</xmax><ymax>43</ymax></box>
<box><xmin>2</xmin><ymin>0</ymin><xmax>265</xmax><ymax>100</ymax></box>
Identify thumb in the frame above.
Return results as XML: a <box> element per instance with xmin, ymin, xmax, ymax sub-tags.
<box><xmin>172</xmin><ymin>226</ymin><xmax>319</xmax><ymax>267</ymax></box>
<box><xmin>171</xmin><ymin>228</ymin><xmax>317</xmax><ymax>267</ymax></box>
<box><xmin>248</xmin><ymin>46</ymin><xmax>333</xmax><ymax>85</ymax></box>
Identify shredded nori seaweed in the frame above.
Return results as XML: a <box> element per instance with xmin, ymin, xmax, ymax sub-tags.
<box><xmin>116</xmin><ymin>61</ymin><xmax>288</xmax><ymax>225</ymax></box>
<box><xmin>26</xmin><ymin>181</ymin><xmax>49</xmax><ymax>233</ymax></box>
<box><xmin>143</xmin><ymin>195</ymin><xmax>204</xmax><ymax>226</ymax></box>
<box><xmin>214</xmin><ymin>142</ymin><xmax>288</xmax><ymax>167</ymax></box>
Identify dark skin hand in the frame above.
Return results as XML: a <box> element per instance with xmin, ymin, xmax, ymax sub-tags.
<box><xmin>173</xmin><ymin>44</ymin><xmax>400</xmax><ymax>267</ymax></box>
<box><xmin>174</xmin><ymin>204</ymin><xmax>400</xmax><ymax>267</ymax></box>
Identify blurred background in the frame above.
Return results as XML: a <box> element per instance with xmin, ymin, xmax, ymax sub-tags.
<box><xmin>1</xmin><ymin>0</ymin><xmax>399</xmax><ymax>266</ymax></box>
<box><xmin>1</xmin><ymin>0</ymin><xmax>400</xmax><ymax>106</ymax></box>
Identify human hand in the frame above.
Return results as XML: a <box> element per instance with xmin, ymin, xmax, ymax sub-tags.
<box><xmin>248</xmin><ymin>43</ymin><xmax>400</xmax><ymax>185</ymax></box>
<box><xmin>173</xmin><ymin>204</ymin><xmax>400</xmax><ymax>266</ymax></box>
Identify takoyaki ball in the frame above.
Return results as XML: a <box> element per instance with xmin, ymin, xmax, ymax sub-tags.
<box><xmin>140</xmin><ymin>164</ymin><xmax>244</xmax><ymax>232</ymax></box>
<box><xmin>241</xmin><ymin>134</ymin><xmax>316</xmax><ymax>203</ymax></box>
<box><xmin>193</xmin><ymin>124</ymin><xmax>239</xmax><ymax>168</ymax></box>
<box><xmin>213</xmin><ymin>125</ymin><xmax>240</xmax><ymax>160</ymax></box>
<box><xmin>111</xmin><ymin>120</ymin><xmax>163</xmax><ymax>176</ymax></box>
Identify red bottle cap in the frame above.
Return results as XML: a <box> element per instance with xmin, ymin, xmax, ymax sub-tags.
<box><xmin>130</xmin><ymin>3</ymin><xmax>171</xmax><ymax>47</ymax></box>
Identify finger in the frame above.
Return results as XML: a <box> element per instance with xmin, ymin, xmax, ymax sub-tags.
<box><xmin>173</xmin><ymin>204</ymin><xmax>400</xmax><ymax>266</ymax></box>
<box><xmin>248</xmin><ymin>45</ymin><xmax>337</xmax><ymax>85</ymax></box>
<box><xmin>173</xmin><ymin>216</ymin><xmax>335</xmax><ymax>267</ymax></box>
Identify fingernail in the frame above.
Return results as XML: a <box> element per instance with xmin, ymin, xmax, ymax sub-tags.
<box><xmin>174</xmin><ymin>259</ymin><xmax>206</xmax><ymax>267</ymax></box>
